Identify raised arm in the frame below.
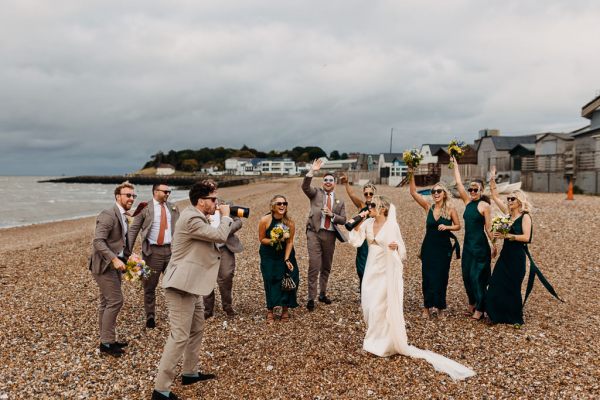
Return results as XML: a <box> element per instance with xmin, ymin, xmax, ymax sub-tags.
<box><xmin>488</xmin><ymin>165</ymin><xmax>508</xmax><ymax>214</ymax></box>
<box><xmin>339</xmin><ymin>173</ymin><xmax>364</xmax><ymax>209</ymax></box>
<box><xmin>301</xmin><ymin>159</ymin><xmax>322</xmax><ymax>199</ymax></box>
<box><xmin>408</xmin><ymin>168</ymin><xmax>430</xmax><ymax>211</ymax></box>
<box><xmin>451</xmin><ymin>156</ymin><xmax>470</xmax><ymax>204</ymax></box>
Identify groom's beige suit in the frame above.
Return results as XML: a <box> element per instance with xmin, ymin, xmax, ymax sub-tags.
<box><xmin>155</xmin><ymin>205</ymin><xmax>233</xmax><ymax>391</ymax></box>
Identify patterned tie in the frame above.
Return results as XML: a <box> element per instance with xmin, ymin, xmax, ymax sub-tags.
<box><xmin>324</xmin><ymin>193</ymin><xmax>332</xmax><ymax>229</ymax></box>
<box><xmin>157</xmin><ymin>203</ymin><xmax>167</xmax><ymax>245</ymax></box>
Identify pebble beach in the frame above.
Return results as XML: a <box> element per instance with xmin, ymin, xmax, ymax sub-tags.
<box><xmin>0</xmin><ymin>179</ymin><xmax>598</xmax><ymax>399</ymax></box>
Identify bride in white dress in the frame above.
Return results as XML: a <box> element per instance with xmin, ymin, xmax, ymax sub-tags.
<box><xmin>349</xmin><ymin>195</ymin><xmax>475</xmax><ymax>380</ymax></box>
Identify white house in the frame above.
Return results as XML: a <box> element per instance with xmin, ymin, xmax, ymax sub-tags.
<box><xmin>419</xmin><ymin>144</ymin><xmax>446</xmax><ymax>164</ymax></box>
<box><xmin>224</xmin><ymin>158</ymin><xmax>261</xmax><ymax>175</ymax></box>
<box><xmin>378</xmin><ymin>153</ymin><xmax>407</xmax><ymax>186</ymax></box>
<box><xmin>259</xmin><ymin>158</ymin><xmax>296</xmax><ymax>175</ymax></box>
<box><xmin>156</xmin><ymin>163</ymin><xmax>176</xmax><ymax>175</ymax></box>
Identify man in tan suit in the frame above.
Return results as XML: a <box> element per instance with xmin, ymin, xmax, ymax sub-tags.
<box><xmin>152</xmin><ymin>180</ymin><xmax>232</xmax><ymax>400</ymax></box>
<box><xmin>89</xmin><ymin>181</ymin><xmax>136</xmax><ymax>357</ymax></box>
<box><xmin>128</xmin><ymin>183</ymin><xmax>180</xmax><ymax>329</ymax></box>
<box><xmin>302</xmin><ymin>159</ymin><xmax>347</xmax><ymax>312</ymax></box>
<box><xmin>203</xmin><ymin>205</ymin><xmax>243</xmax><ymax>319</ymax></box>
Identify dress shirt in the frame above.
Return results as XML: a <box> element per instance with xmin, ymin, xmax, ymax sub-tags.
<box><xmin>320</xmin><ymin>191</ymin><xmax>336</xmax><ymax>231</ymax></box>
<box><xmin>148</xmin><ymin>199</ymin><xmax>172</xmax><ymax>245</ymax></box>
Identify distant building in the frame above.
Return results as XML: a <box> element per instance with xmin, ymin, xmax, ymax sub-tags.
<box><xmin>224</xmin><ymin>157</ymin><xmax>296</xmax><ymax>176</ymax></box>
<box><xmin>474</xmin><ymin>130</ymin><xmax>537</xmax><ymax>181</ymax></box>
<box><xmin>322</xmin><ymin>158</ymin><xmax>358</xmax><ymax>171</ymax></box>
<box><xmin>260</xmin><ymin>158</ymin><xmax>296</xmax><ymax>175</ymax></box>
<box><xmin>156</xmin><ymin>163</ymin><xmax>176</xmax><ymax>176</ymax></box>
<box><xmin>378</xmin><ymin>153</ymin><xmax>406</xmax><ymax>186</ymax></box>
<box><xmin>435</xmin><ymin>145</ymin><xmax>479</xmax><ymax>181</ymax></box>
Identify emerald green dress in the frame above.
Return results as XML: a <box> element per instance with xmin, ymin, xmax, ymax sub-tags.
<box><xmin>461</xmin><ymin>199</ymin><xmax>491</xmax><ymax>312</ymax></box>
<box><xmin>486</xmin><ymin>212</ymin><xmax>563</xmax><ymax>324</ymax></box>
<box><xmin>259</xmin><ymin>217</ymin><xmax>300</xmax><ymax>309</ymax></box>
<box><xmin>356</xmin><ymin>240</ymin><xmax>368</xmax><ymax>290</ymax></box>
<box><xmin>420</xmin><ymin>207</ymin><xmax>460</xmax><ymax>309</ymax></box>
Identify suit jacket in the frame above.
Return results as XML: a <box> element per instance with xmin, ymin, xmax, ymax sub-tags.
<box><xmin>127</xmin><ymin>200</ymin><xmax>180</xmax><ymax>256</ymax></box>
<box><xmin>223</xmin><ymin>216</ymin><xmax>243</xmax><ymax>254</ymax></box>
<box><xmin>162</xmin><ymin>205</ymin><xmax>233</xmax><ymax>296</ymax></box>
<box><xmin>89</xmin><ymin>204</ymin><xmax>131</xmax><ymax>274</ymax></box>
<box><xmin>302</xmin><ymin>176</ymin><xmax>348</xmax><ymax>242</ymax></box>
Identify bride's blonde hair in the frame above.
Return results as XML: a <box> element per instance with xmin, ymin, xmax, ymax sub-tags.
<box><xmin>372</xmin><ymin>195</ymin><xmax>391</xmax><ymax>217</ymax></box>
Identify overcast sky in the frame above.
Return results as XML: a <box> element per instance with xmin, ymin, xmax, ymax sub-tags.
<box><xmin>2</xmin><ymin>0</ymin><xmax>599</xmax><ymax>175</ymax></box>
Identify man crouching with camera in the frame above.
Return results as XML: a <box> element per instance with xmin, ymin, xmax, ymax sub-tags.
<box><xmin>152</xmin><ymin>180</ymin><xmax>233</xmax><ymax>400</ymax></box>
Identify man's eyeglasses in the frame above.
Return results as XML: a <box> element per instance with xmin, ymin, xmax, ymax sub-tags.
<box><xmin>431</xmin><ymin>189</ymin><xmax>444</xmax><ymax>195</ymax></box>
<box><xmin>363</xmin><ymin>192</ymin><xmax>374</xmax><ymax>197</ymax></box>
<box><xmin>201</xmin><ymin>196</ymin><xmax>218</xmax><ymax>203</ymax></box>
<box><xmin>155</xmin><ymin>189</ymin><xmax>171</xmax><ymax>194</ymax></box>
<box><xmin>323</xmin><ymin>178</ymin><xmax>335</xmax><ymax>183</ymax></box>
<box><xmin>274</xmin><ymin>201</ymin><xmax>288</xmax><ymax>206</ymax></box>
<box><xmin>507</xmin><ymin>197</ymin><xmax>517</xmax><ymax>202</ymax></box>
<box><xmin>467</xmin><ymin>188</ymin><xmax>479</xmax><ymax>193</ymax></box>
<box><xmin>119</xmin><ymin>193</ymin><xmax>137</xmax><ymax>199</ymax></box>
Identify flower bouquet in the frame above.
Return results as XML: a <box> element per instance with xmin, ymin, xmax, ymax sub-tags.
<box><xmin>402</xmin><ymin>149</ymin><xmax>424</xmax><ymax>184</ymax></box>
<box><xmin>270</xmin><ymin>223</ymin><xmax>290</xmax><ymax>251</ymax></box>
<box><xmin>447</xmin><ymin>139</ymin><xmax>466</xmax><ymax>169</ymax></box>
<box><xmin>123</xmin><ymin>253</ymin><xmax>152</xmax><ymax>282</ymax></box>
<box><xmin>491</xmin><ymin>215</ymin><xmax>513</xmax><ymax>243</ymax></box>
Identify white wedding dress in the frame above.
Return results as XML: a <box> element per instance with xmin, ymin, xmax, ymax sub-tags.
<box><xmin>348</xmin><ymin>204</ymin><xmax>475</xmax><ymax>380</ymax></box>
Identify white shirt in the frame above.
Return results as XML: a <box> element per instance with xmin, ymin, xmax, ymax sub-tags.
<box><xmin>320</xmin><ymin>191</ymin><xmax>336</xmax><ymax>231</ymax></box>
<box><xmin>210</xmin><ymin>210</ymin><xmax>225</xmax><ymax>248</ymax></box>
<box><xmin>116</xmin><ymin>203</ymin><xmax>128</xmax><ymax>257</ymax></box>
<box><xmin>148</xmin><ymin>199</ymin><xmax>172</xmax><ymax>245</ymax></box>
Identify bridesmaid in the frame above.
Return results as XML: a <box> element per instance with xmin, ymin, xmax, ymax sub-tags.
<box><xmin>339</xmin><ymin>173</ymin><xmax>376</xmax><ymax>292</ymax></box>
<box><xmin>408</xmin><ymin>169</ymin><xmax>461</xmax><ymax>318</ymax></box>
<box><xmin>258</xmin><ymin>195</ymin><xmax>300</xmax><ymax>323</ymax></box>
<box><xmin>452</xmin><ymin>157</ymin><xmax>496</xmax><ymax>320</ymax></box>
<box><xmin>486</xmin><ymin>166</ymin><xmax>563</xmax><ymax>325</ymax></box>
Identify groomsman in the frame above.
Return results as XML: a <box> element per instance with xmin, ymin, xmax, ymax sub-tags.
<box><xmin>152</xmin><ymin>180</ymin><xmax>233</xmax><ymax>400</ymax></box>
<box><xmin>203</xmin><ymin>203</ymin><xmax>243</xmax><ymax>319</ymax></box>
<box><xmin>128</xmin><ymin>183</ymin><xmax>180</xmax><ymax>329</ymax></box>
<box><xmin>89</xmin><ymin>181</ymin><xmax>136</xmax><ymax>357</ymax></box>
<box><xmin>302</xmin><ymin>159</ymin><xmax>347</xmax><ymax>311</ymax></box>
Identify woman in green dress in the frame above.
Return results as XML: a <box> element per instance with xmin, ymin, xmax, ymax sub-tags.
<box><xmin>409</xmin><ymin>169</ymin><xmax>461</xmax><ymax>318</ymax></box>
<box><xmin>486</xmin><ymin>167</ymin><xmax>562</xmax><ymax>325</ymax></box>
<box><xmin>258</xmin><ymin>195</ymin><xmax>300</xmax><ymax>323</ymax></box>
<box><xmin>339</xmin><ymin>173</ymin><xmax>376</xmax><ymax>292</ymax></box>
<box><xmin>452</xmin><ymin>157</ymin><xmax>496</xmax><ymax>320</ymax></box>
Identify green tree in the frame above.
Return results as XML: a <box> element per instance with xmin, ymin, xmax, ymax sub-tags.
<box><xmin>181</xmin><ymin>159</ymin><xmax>199</xmax><ymax>172</ymax></box>
<box><xmin>329</xmin><ymin>150</ymin><xmax>340</xmax><ymax>160</ymax></box>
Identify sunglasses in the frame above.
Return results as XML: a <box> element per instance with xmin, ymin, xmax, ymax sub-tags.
<box><xmin>367</xmin><ymin>203</ymin><xmax>377</xmax><ymax>209</ymax></box>
<box><xmin>363</xmin><ymin>192</ymin><xmax>374</xmax><ymax>196</ymax></box>
<box><xmin>119</xmin><ymin>193</ymin><xmax>137</xmax><ymax>199</ymax></box>
<box><xmin>431</xmin><ymin>189</ymin><xmax>444</xmax><ymax>195</ymax></box>
<box><xmin>201</xmin><ymin>196</ymin><xmax>218</xmax><ymax>203</ymax></box>
<box><xmin>507</xmin><ymin>197</ymin><xmax>517</xmax><ymax>202</ymax></box>
<box><xmin>467</xmin><ymin>188</ymin><xmax>479</xmax><ymax>193</ymax></box>
<box><xmin>323</xmin><ymin>178</ymin><xmax>335</xmax><ymax>183</ymax></box>
<box><xmin>274</xmin><ymin>201</ymin><xmax>288</xmax><ymax>206</ymax></box>
<box><xmin>155</xmin><ymin>189</ymin><xmax>171</xmax><ymax>194</ymax></box>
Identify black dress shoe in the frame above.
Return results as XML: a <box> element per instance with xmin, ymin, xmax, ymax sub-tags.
<box><xmin>306</xmin><ymin>300</ymin><xmax>315</xmax><ymax>311</ymax></box>
<box><xmin>181</xmin><ymin>372</ymin><xmax>216</xmax><ymax>385</ymax></box>
<box><xmin>204</xmin><ymin>312</ymin><xmax>214</xmax><ymax>320</ymax></box>
<box><xmin>224</xmin><ymin>308</ymin><xmax>236</xmax><ymax>318</ymax></box>
<box><xmin>318</xmin><ymin>295</ymin><xmax>333</xmax><ymax>305</ymax></box>
<box><xmin>151</xmin><ymin>390</ymin><xmax>179</xmax><ymax>400</ymax></box>
<box><xmin>146</xmin><ymin>317</ymin><xmax>156</xmax><ymax>329</ymax></box>
<box><xmin>99</xmin><ymin>343</ymin><xmax>124</xmax><ymax>357</ymax></box>
<box><xmin>114</xmin><ymin>341</ymin><xmax>128</xmax><ymax>348</ymax></box>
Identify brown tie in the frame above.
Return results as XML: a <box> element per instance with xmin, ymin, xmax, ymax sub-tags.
<box><xmin>157</xmin><ymin>203</ymin><xmax>167</xmax><ymax>245</ymax></box>
<box><xmin>324</xmin><ymin>194</ymin><xmax>332</xmax><ymax>229</ymax></box>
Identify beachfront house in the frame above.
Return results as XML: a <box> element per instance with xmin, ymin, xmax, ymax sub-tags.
<box><xmin>156</xmin><ymin>163</ymin><xmax>176</xmax><ymax>175</ymax></box>
<box><xmin>435</xmin><ymin>145</ymin><xmax>479</xmax><ymax>181</ymax></box>
<box><xmin>474</xmin><ymin>130</ymin><xmax>537</xmax><ymax>182</ymax></box>
<box><xmin>259</xmin><ymin>158</ymin><xmax>297</xmax><ymax>175</ymax></box>
<box><xmin>224</xmin><ymin>158</ymin><xmax>262</xmax><ymax>175</ymax></box>
<box><xmin>378</xmin><ymin>153</ymin><xmax>406</xmax><ymax>186</ymax></box>
<box><xmin>322</xmin><ymin>158</ymin><xmax>358</xmax><ymax>171</ymax></box>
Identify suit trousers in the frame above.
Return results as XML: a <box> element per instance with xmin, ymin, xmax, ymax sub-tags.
<box><xmin>306</xmin><ymin>229</ymin><xmax>337</xmax><ymax>300</ymax></box>
<box><xmin>92</xmin><ymin>268</ymin><xmax>123</xmax><ymax>343</ymax></box>
<box><xmin>203</xmin><ymin>247</ymin><xmax>236</xmax><ymax>315</ymax></box>
<box><xmin>143</xmin><ymin>244</ymin><xmax>172</xmax><ymax>319</ymax></box>
<box><xmin>155</xmin><ymin>288</ymin><xmax>205</xmax><ymax>391</ymax></box>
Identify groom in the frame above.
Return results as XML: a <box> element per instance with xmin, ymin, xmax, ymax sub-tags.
<box><xmin>302</xmin><ymin>159</ymin><xmax>347</xmax><ymax>311</ymax></box>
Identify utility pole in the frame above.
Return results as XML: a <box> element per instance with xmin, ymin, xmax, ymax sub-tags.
<box><xmin>389</xmin><ymin>128</ymin><xmax>393</xmax><ymax>153</ymax></box>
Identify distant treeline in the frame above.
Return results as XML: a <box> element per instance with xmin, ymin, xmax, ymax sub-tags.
<box><xmin>143</xmin><ymin>145</ymin><xmax>349</xmax><ymax>171</ymax></box>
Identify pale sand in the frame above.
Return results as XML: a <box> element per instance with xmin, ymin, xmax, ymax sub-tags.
<box><xmin>0</xmin><ymin>179</ymin><xmax>598</xmax><ymax>399</ymax></box>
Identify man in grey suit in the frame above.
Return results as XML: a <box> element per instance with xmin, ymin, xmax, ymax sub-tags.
<box><xmin>203</xmin><ymin>204</ymin><xmax>243</xmax><ymax>319</ymax></box>
<box><xmin>152</xmin><ymin>180</ymin><xmax>233</xmax><ymax>400</ymax></box>
<box><xmin>128</xmin><ymin>183</ymin><xmax>180</xmax><ymax>329</ymax></box>
<box><xmin>89</xmin><ymin>181</ymin><xmax>136</xmax><ymax>357</ymax></box>
<box><xmin>302</xmin><ymin>159</ymin><xmax>347</xmax><ymax>311</ymax></box>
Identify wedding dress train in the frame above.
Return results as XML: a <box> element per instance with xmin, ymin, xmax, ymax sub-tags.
<box><xmin>348</xmin><ymin>204</ymin><xmax>475</xmax><ymax>381</ymax></box>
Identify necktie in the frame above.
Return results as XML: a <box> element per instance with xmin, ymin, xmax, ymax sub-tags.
<box><xmin>324</xmin><ymin>194</ymin><xmax>332</xmax><ymax>229</ymax></box>
<box><xmin>157</xmin><ymin>203</ymin><xmax>167</xmax><ymax>245</ymax></box>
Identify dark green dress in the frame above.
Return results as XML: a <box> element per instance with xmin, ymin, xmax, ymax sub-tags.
<box><xmin>420</xmin><ymin>207</ymin><xmax>460</xmax><ymax>309</ymax></box>
<box><xmin>259</xmin><ymin>217</ymin><xmax>300</xmax><ymax>309</ymax></box>
<box><xmin>356</xmin><ymin>240</ymin><xmax>368</xmax><ymax>290</ymax></box>
<box><xmin>461</xmin><ymin>199</ymin><xmax>491</xmax><ymax>312</ymax></box>
<box><xmin>486</xmin><ymin>214</ymin><xmax>527</xmax><ymax>324</ymax></box>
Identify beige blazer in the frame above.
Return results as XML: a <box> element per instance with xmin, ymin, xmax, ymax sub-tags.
<box><xmin>223</xmin><ymin>216</ymin><xmax>243</xmax><ymax>254</ymax></box>
<box><xmin>89</xmin><ymin>204</ymin><xmax>130</xmax><ymax>274</ymax></box>
<box><xmin>162</xmin><ymin>205</ymin><xmax>233</xmax><ymax>295</ymax></box>
<box><xmin>302</xmin><ymin>176</ymin><xmax>348</xmax><ymax>242</ymax></box>
<box><xmin>127</xmin><ymin>200</ymin><xmax>180</xmax><ymax>256</ymax></box>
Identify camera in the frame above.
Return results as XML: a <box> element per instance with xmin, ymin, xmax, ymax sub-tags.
<box><xmin>344</xmin><ymin>204</ymin><xmax>370</xmax><ymax>231</ymax></box>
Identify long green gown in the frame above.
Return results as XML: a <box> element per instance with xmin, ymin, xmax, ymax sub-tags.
<box><xmin>485</xmin><ymin>214</ymin><xmax>527</xmax><ymax>324</ymax></box>
<box><xmin>259</xmin><ymin>217</ymin><xmax>300</xmax><ymax>309</ymax></box>
<box><xmin>356</xmin><ymin>240</ymin><xmax>368</xmax><ymax>290</ymax></box>
<box><xmin>461</xmin><ymin>199</ymin><xmax>491</xmax><ymax>312</ymax></box>
<box><xmin>420</xmin><ymin>207</ymin><xmax>460</xmax><ymax>309</ymax></box>
<box><xmin>486</xmin><ymin>212</ymin><xmax>563</xmax><ymax>324</ymax></box>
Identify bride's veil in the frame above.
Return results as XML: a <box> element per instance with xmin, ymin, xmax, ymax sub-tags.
<box><xmin>381</xmin><ymin>203</ymin><xmax>407</xmax><ymax>261</ymax></box>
